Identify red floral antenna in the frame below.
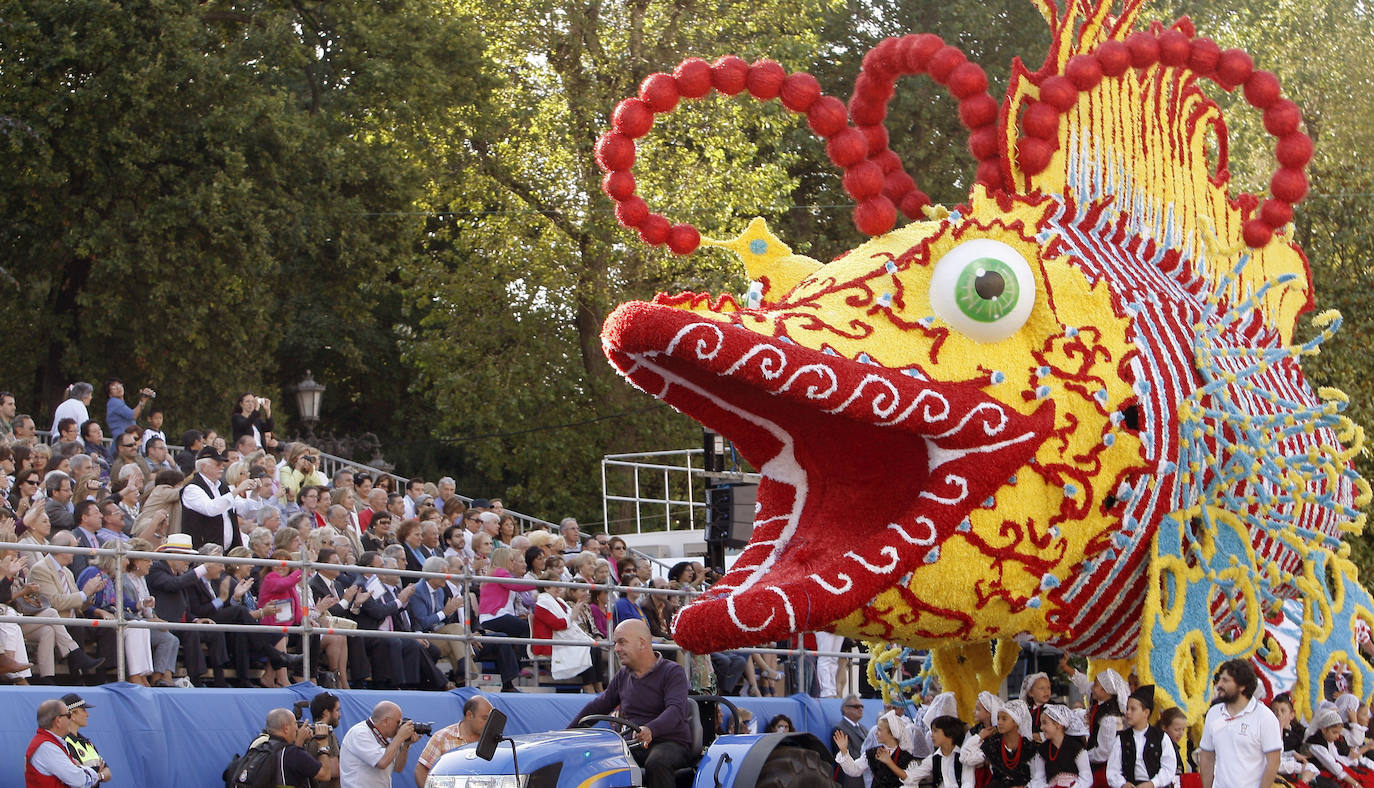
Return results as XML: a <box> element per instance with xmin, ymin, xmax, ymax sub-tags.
<box><xmin>846</xmin><ymin>35</ymin><xmax>1006</xmax><ymax>225</ymax></box>
<box><xmin>595</xmin><ymin>46</ymin><xmax>1004</xmax><ymax>253</ymax></box>
<box><xmin>1010</xmin><ymin>27</ymin><xmax>1313</xmax><ymax>249</ymax></box>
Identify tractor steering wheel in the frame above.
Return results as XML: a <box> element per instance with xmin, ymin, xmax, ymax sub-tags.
<box><xmin>573</xmin><ymin>714</ymin><xmax>645</xmax><ymax>747</ymax></box>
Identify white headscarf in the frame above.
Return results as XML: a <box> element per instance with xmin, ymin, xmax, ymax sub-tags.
<box><xmin>1021</xmin><ymin>672</ymin><xmax>1049</xmax><ymax>702</ymax></box>
<box><xmin>978</xmin><ymin>691</ymin><xmax>1003</xmax><ymax>725</ymax></box>
<box><xmin>1068</xmin><ymin>708</ymin><xmax>1091</xmax><ymax>738</ymax></box>
<box><xmin>1336</xmin><ymin>693</ymin><xmax>1361</xmax><ymax>724</ymax></box>
<box><xmin>1001</xmin><ymin>699</ymin><xmax>1033</xmax><ymax>739</ymax></box>
<box><xmin>1041</xmin><ymin>703</ymin><xmax>1076</xmax><ymax>733</ymax></box>
<box><xmin>1095</xmin><ymin>668</ymin><xmax>1130</xmax><ymax>712</ymax></box>
<box><xmin>923</xmin><ymin>691</ymin><xmax>958</xmax><ymax>729</ymax></box>
<box><xmin>1307</xmin><ymin>707</ymin><xmax>1342</xmax><ymax>739</ymax></box>
<box><xmin>880</xmin><ymin>710</ymin><xmax>914</xmax><ymax>752</ymax></box>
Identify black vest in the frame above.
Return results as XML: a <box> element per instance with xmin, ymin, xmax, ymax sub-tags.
<box><xmin>1086</xmin><ymin>700</ymin><xmax>1120</xmax><ymax>754</ymax></box>
<box><xmin>864</xmin><ymin>747</ymin><xmax>914</xmax><ymax>788</ymax></box>
<box><xmin>929</xmin><ymin>749</ymin><xmax>964</xmax><ymax>787</ymax></box>
<box><xmin>180</xmin><ymin>473</ymin><xmax>237</xmax><ymax>548</ymax></box>
<box><xmin>1039</xmin><ymin>737</ymin><xmax>1086</xmax><ymax>778</ymax></box>
<box><xmin>1117</xmin><ymin>727</ymin><xmax>1166</xmax><ymax>781</ymax></box>
<box><xmin>982</xmin><ymin>735</ymin><xmax>1034</xmax><ymax>787</ymax></box>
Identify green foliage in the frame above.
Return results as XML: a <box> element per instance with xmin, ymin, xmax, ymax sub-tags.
<box><xmin>0</xmin><ymin>0</ymin><xmax>487</xmax><ymax>442</ymax></box>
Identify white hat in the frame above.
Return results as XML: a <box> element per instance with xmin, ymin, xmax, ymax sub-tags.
<box><xmin>1095</xmin><ymin>668</ymin><xmax>1130</xmax><ymax>712</ymax></box>
<box><xmin>156</xmin><ymin>533</ymin><xmax>196</xmax><ymax>554</ymax></box>
<box><xmin>1067</xmin><ymin>708</ymin><xmax>1091</xmax><ymax>738</ymax></box>
<box><xmin>1041</xmin><ymin>704</ymin><xmax>1076</xmax><ymax>734</ymax></box>
<box><xmin>1336</xmin><ymin>693</ymin><xmax>1361</xmax><ymax>723</ymax></box>
<box><xmin>1307</xmin><ymin>707</ymin><xmax>1343</xmax><ymax>739</ymax></box>
<box><xmin>1001</xmin><ymin>699</ymin><xmax>1033</xmax><ymax>739</ymax></box>
<box><xmin>978</xmin><ymin>691</ymin><xmax>1003</xmax><ymax>722</ymax></box>
<box><xmin>880</xmin><ymin>710</ymin><xmax>914</xmax><ymax>752</ymax></box>
<box><xmin>1021</xmin><ymin>672</ymin><xmax>1049</xmax><ymax>700</ymax></box>
<box><xmin>923</xmin><ymin>691</ymin><xmax>958</xmax><ymax>729</ymax></box>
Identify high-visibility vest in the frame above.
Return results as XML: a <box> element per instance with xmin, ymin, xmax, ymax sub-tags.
<box><xmin>64</xmin><ymin>733</ymin><xmax>100</xmax><ymax>767</ymax></box>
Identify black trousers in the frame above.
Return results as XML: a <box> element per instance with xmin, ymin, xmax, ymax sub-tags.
<box><xmin>478</xmin><ymin>615</ymin><xmax>528</xmax><ymax>684</ymax></box>
<box><xmin>632</xmin><ymin>740</ymin><xmax>691</xmax><ymax>788</ymax></box>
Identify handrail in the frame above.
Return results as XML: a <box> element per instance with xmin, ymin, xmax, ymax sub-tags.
<box><xmin>0</xmin><ymin>539</ymin><xmax>865</xmax><ymax>689</ymax></box>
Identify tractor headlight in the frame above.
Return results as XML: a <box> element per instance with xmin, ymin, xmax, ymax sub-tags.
<box><xmin>424</xmin><ymin>776</ymin><xmax>526</xmax><ymax>788</ymax></box>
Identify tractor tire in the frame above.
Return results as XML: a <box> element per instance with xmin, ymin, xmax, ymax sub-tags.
<box><xmin>755</xmin><ymin>746</ymin><xmax>838</xmax><ymax>788</ymax></box>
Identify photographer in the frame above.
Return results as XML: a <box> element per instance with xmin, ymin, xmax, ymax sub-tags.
<box><xmin>340</xmin><ymin>701</ymin><xmax>421</xmax><ymax>788</ymax></box>
<box><xmin>103</xmin><ymin>379</ymin><xmax>154</xmax><ymax>438</ymax></box>
<box><xmin>303</xmin><ymin>693</ymin><xmax>343</xmax><ymax>788</ymax></box>
<box><xmin>260</xmin><ymin>707</ymin><xmax>333</xmax><ymax>788</ymax></box>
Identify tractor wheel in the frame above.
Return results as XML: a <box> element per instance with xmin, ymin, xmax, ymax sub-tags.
<box><xmin>755</xmin><ymin>746</ymin><xmax>837</xmax><ymax>788</ymax></box>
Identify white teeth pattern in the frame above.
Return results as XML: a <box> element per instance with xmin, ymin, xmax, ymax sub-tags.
<box><xmin>876</xmin><ymin>389</ymin><xmax>953</xmax><ymax>426</ymax></box>
<box><xmin>823</xmin><ymin>374</ymin><xmax>902</xmax><ymax>417</ymax></box>
<box><xmin>724</xmin><ymin>344</ymin><xmax>789</xmax><ymax>379</ymax></box>
<box><xmin>919</xmin><ymin>475</ymin><xmax>970</xmax><ymax>505</ymax></box>
<box><xmin>844</xmin><ymin>546</ymin><xmax>901</xmax><ymax>573</ymax></box>
<box><xmin>888</xmin><ymin>518</ymin><xmax>938</xmax><ymax>546</ymax></box>
<box><xmin>810</xmin><ymin>573</ymin><xmax>854</xmax><ymax>594</ymax></box>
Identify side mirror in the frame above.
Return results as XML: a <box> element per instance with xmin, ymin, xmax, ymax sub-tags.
<box><xmin>475</xmin><ymin>708</ymin><xmax>508</xmax><ymax>761</ymax></box>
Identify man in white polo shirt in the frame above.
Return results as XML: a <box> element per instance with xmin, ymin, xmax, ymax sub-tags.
<box><xmin>1199</xmin><ymin>658</ymin><xmax>1281</xmax><ymax>788</ymax></box>
<box><xmin>339</xmin><ymin>700</ymin><xmax>419</xmax><ymax>788</ymax></box>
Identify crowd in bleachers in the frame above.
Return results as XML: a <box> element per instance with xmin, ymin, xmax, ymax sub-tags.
<box><xmin>0</xmin><ymin>380</ymin><xmax>814</xmax><ymax>696</ymax></box>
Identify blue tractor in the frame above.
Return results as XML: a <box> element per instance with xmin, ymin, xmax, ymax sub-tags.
<box><xmin>422</xmin><ymin>696</ymin><xmax>839</xmax><ymax>788</ymax></box>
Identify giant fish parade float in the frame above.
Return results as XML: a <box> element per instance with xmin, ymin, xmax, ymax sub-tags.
<box><xmin>593</xmin><ymin>0</ymin><xmax>1371</xmax><ymax>723</ymax></box>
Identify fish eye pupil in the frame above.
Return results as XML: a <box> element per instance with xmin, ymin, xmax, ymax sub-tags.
<box><xmin>974</xmin><ymin>269</ymin><xmax>1005</xmax><ymax>300</ymax></box>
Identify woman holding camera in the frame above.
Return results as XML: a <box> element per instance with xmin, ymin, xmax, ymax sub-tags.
<box><xmin>231</xmin><ymin>393</ymin><xmax>274</xmax><ymax>450</ymax></box>
<box><xmin>280</xmin><ymin>444</ymin><xmax>327</xmax><ymax>503</ymax></box>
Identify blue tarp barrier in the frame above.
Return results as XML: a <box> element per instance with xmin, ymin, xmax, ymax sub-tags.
<box><xmin>0</xmin><ymin>684</ymin><xmax>885</xmax><ymax>786</ymax></box>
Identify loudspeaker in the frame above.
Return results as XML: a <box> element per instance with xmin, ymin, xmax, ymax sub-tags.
<box><xmin>706</xmin><ymin>483</ymin><xmax>757</xmax><ymax>549</ymax></box>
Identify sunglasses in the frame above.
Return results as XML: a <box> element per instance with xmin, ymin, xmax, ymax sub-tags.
<box><xmin>118</xmin><ymin>443</ymin><xmax>135</xmax><ymax>448</ymax></box>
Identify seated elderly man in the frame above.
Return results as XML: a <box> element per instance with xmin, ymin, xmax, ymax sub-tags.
<box><xmin>407</xmin><ymin>555</ymin><xmax>474</xmax><ymax>684</ymax></box>
<box><xmin>572</xmin><ymin>619</ymin><xmax>693</xmax><ymax>788</ymax></box>
<box><xmin>31</xmin><ymin>530</ymin><xmax>117</xmax><ymax>675</ymax></box>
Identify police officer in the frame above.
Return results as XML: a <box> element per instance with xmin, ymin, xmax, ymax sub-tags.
<box><xmin>60</xmin><ymin>694</ymin><xmax>106</xmax><ymax>778</ymax></box>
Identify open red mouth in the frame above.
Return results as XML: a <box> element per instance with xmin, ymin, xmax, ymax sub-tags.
<box><xmin>602</xmin><ymin>301</ymin><xmax>1054</xmax><ymax>653</ymax></box>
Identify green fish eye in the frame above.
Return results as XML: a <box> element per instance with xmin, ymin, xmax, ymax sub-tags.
<box><xmin>927</xmin><ymin>238</ymin><xmax>1036</xmax><ymax>343</ymax></box>
<box><xmin>954</xmin><ymin>257</ymin><xmax>1020</xmax><ymax>323</ymax></box>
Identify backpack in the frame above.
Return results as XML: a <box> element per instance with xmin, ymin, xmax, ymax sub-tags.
<box><xmin>223</xmin><ymin>733</ymin><xmax>286</xmax><ymax>788</ymax></box>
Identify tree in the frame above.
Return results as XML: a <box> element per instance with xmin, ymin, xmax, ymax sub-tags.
<box><xmin>0</xmin><ymin>0</ymin><xmax>488</xmax><ymax>439</ymax></box>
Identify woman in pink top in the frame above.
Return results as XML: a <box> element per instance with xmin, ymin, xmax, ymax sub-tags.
<box><xmin>478</xmin><ymin>547</ymin><xmax>535</xmax><ymax>692</ymax></box>
<box><xmin>258</xmin><ymin>549</ymin><xmax>302</xmax><ymax>626</ymax></box>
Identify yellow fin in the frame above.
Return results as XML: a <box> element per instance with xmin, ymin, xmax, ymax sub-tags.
<box><xmin>703</xmin><ymin>217</ymin><xmax>821</xmax><ymax>295</ymax></box>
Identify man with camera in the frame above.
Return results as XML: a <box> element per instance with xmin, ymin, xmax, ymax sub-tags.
<box><xmin>254</xmin><ymin>707</ymin><xmax>334</xmax><ymax>788</ymax></box>
<box><xmin>340</xmin><ymin>701</ymin><xmax>422</xmax><ymax>788</ymax></box>
<box><xmin>302</xmin><ymin>693</ymin><xmax>343</xmax><ymax>788</ymax></box>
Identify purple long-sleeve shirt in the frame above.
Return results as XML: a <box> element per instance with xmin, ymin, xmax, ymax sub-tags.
<box><xmin>572</xmin><ymin>655</ymin><xmax>693</xmax><ymax>748</ymax></box>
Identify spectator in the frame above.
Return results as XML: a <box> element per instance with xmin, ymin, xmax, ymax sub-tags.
<box><xmin>558</xmin><ymin>517</ymin><xmax>583</xmax><ymax>555</ymax></box>
<box><xmin>43</xmin><ymin>472</ymin><xmax>75</xmax><ymax>532</ymax></box>
<box><xmin>572</xmin><ymin>619</ymin><xmax>693</xmax><ymax>788</ymax></box>
<box><xmin>117</xmin><ymin>537</ymin><xmax>178</xmax><ymax>686</ymax></box>
<box><xmin>108</xmin><ymin>428</ymin><xmax>151</xmax><ymax>485</ymax></box>
<box><xmin>495</xmin><ymin>515</ymin><xmax>518</xmax><ymax>548</ymax></box>
<box><xmin>768</xmin><ymin>714</ymin><xmax>796</xmax><ymax>734</ymax></box>
<box><xmin>60</xmin><ymin>693</ymin><xmax>107</xmax><ymax>775</ymax></box>
<box><xmin>353</xmin><ymin>555</ymin><xmax>424</xmax><ymax>690</ymax></box>
<box><xmin>0</xmin><ymin>548</ymin><xmax>36</xmax><ymax>681</ymax></box>
<box><xmin>614</xmin><ymin>576</ymin><xmax>647</xmax><ymax>625</ymax></box>
<box><xmin>403</xmin><ymin>478</ymin><xmax>426</xmax><ymax>519</ymax></box>
<box><xmin>834</xmin><ymin>710</ymin><xmax>914</xmax><ymax>787</ymax></box>
<box><xmin>833</xmin><ymin>695</ymin><xmax>869</xmax><ymax>788</ymax></box>
<box><xmin>533</xmin><ymin>568</ymin><xmax>600</xmax><ymax>692</ymax></box>
<box><xmin>133</xmin><ymin>469</ymin><xmax>182</xmax><ymax>540</ymax></box>
<box><xmin>147</xmin><ymin>533</ymin><xmax>231</xmax><ymax>686</ymax></box>
<box><xmin>414</xmin><ymin>695</ymin><xmax>493</xmax><ymax>787</ymax></box>
<box><xmin>196</xmin><ymin>543</ymin><xmax>295</xmax><ymax>687</ymax></box>
<box><xmin>280</xmin><ymin>445</ymin><xmax>326</xmax><ymax>502</ymax></box>
<box><xmin>231</xmin><ymin>393</ymin><xmax>274</xmax><ymax>449</ymax></box>
<box><xmin>339</xmin><ymin>701</ymin><xmax>419</xmax><ymax>788</ymax></box>
<box><xmin>103</xmin><ymin>379</ymin><xmax>154</xmax><ymax>438</ymax></box>
<box><xmin>49</xmin><ymin>382</ymin><xmax>93</xmax><ymax>441</ymax></box>
<box><xmin>408</xmin><ymin>555</ymin><xmax>475</xmax><ymax>685</ymax></box>
<box><xmin>78</xmin><ymin>420</ymin><xmax>107</xmax><ymax>464</ymax></box>
<box><xmin>180</xmin><ymin>446</ymin><xmax>257</xmax><ymax>549</ymax></box>
<box><xmin>19</xmin><ymin>502</ymin><xmax>55</xmax><ymax>570</ymax></box>
<box><xmin>325</xmin><ymin>504</ymin><xmax>364</xmax><ymax>562</ymax></box>
<box><xmin>358</xmin><ymin>488</ymin><xmax>387</xmax><ymax>532</ymax></box>
<box><xmin>13</xmin><ymin>413</ymin><xmax>38</xmax><ymax>447</ymax></box>
<box><xmin>1198</xmin><ymin>658</ymin><xmax>1281</xmax><ymax>788</ymax></box>
<box><xmin>260</xmin><ymin>706</ymin><xmax>332</xmax><ymax>788</ymax></box>
<box><xmin>36</xmin><ymin>533</ymin><xmax>117</xmax><ymax>679</ymax></box>
<box><xmin>93</xmin><ymin>500</ymin><xmax>129</xmax><ymax>545</ymax></box>
<box><xmin>68</xmin><ymin>500</ymin><xmax>102</xmax><ymax>570</ymax></box>
<box><xmin>174</xmin><ymin>429</ymin><xmax>203</xmax><ymax>474</ymax></box>
<box><xmin>56</xmin><ymin>418</ymin><xmax>79</xmax><ymax>445</ymax></box>
<box><xmin>0</xmin><ymin>391</ymin><xmax>14</xmax><ymax>441</ymax></box>
<box><xmin>361</xmin><ymin>512</ymin><xmax>395</xmax><ymax>552</ymax></box>
<box><xmin>10</xmin><ymin>469</ymin><xmax>40</xmax><ymax>516</ymax></box>
<box><xmin>397</xmin><ymin>518</ymin><xmax>430</xmax><ymax>576</ymax></box>
<box><xmin>478</xmin><ymin>547</ymin><xmax>534</xmax><ymax>693</ymax></box>
<box><xmin>24</xmin><ymin>698</ymin><xmax>108</xmax><ymax>786</ymax></box>
<box><xmin>301</xmin><ymin>692</ymin><xmax>343</xmax><ymax>788</ymax></box>
<box><xmin>138</xmin><ymin>407</ymin><xmax>166</xmax><ymax>452</ymax></box>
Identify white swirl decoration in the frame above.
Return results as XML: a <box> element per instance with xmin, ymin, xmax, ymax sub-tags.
<box><xmin>665</xmin><ymin>322</ymin><xmax>725</xmax><ymax>360</ymax></box>
<box><xmin>777</xmin><ymin>363</ymin><xmax>840</xmax><ymax>400</ymax></box>
<box><xmin>724</xmin><ymin>343</ymin><xmax>789</xmax><ymax>380</ymax></box>
<box><xmin>825</xmin><ymin>374</ymin><xmax>902</xmax><ymax>418</ymax></box>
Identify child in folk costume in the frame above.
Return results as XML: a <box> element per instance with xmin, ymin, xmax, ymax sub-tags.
<box><xmin>962</xmin><ymin>691</ymin><xmax>1006</xmax><ymax>788</ymax></box>
<box><xmin>923</xmin><ymin>693</ymin><xmax>960</xmax><ymax>755</ymax></box>
<box><xmin>903</xmin><ymin>715</ymin><xmax>975</xmax><ymax>788</ymax></box>
<box><xmin>1024</xmin><ymin>672</ymin><xmax>1054</xmax><ymax>740</ymax></box>
<box><xmin>1268</xmin><ymin>696</ymin><xmax>1319</xmax><ymax>787</ymax></box>
<box><xmin>964</xmin><ymin>699</ymin><xmax>1037</xmax><ymax>788</ymax></box>
<box><xmin>835</xmin><ymin>710</ymin><xmax>917</xmax><ymax>788</ymax></box>
<box><xmin>1030</xmin><ymin>704</ymin><xmax>1093</xmax><ymax>788</ymax></box>
<box><xmin>1336</xmin><ymin>694</ymin><xmax>1374</xmax><ymax>763</ymax></box>
<box><xmin>1304</xmin><ymin>707</ymin><xmax>1374</xmax><ymax>788</ymax></box>
<box><xmin>1106</xmin><ymin>685</ymin><xmax>1176</xmax><ymax>788</ymax></box>
<box><xmin>1065</xmin><ymin>665</ymin><xmax>1129</xmax><ymax>787</ymax></box>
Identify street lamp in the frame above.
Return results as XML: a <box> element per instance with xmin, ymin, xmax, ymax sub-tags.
<box><xmin>294</xmin><ymin>370</ymin><xmax>325</xmax><ymax>439</ymax></box>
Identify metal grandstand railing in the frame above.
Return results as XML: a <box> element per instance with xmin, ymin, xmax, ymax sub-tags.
<box><xmin>0</xmin><ymin>541</ymin><xmax>866</xmax><ymax>687</ymax></box>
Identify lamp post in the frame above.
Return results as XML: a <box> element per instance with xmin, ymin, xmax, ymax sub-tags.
<box><xmin>294</xmin><ymin>370</ymin><xmax>325</xmax><ymax>440</ymax></box>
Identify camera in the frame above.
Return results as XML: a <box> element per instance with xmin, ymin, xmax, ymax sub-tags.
<box><xmin>402</xmin><ymin>718</ymin><xmax>433</xmax><ymax>736</ymax></box>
